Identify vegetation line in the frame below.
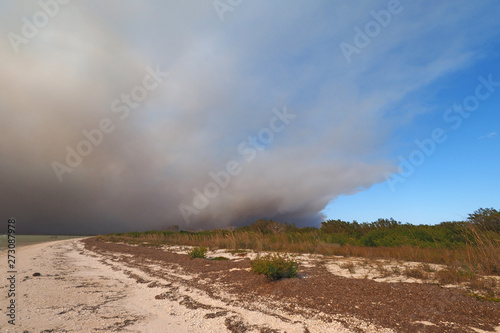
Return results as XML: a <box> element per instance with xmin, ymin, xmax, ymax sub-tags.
<box><xmin>96</xmin><ymin>208</ymin><xmax>500</xmax><ymax>276</ymax></box>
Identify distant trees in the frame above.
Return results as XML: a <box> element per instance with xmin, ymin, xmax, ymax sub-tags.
<box><xmin>320</xmin><ymin>218</ymin><xmax>401</xmax><ymax>235</ymax></box>
<box><xmin>468</xmin><ymin>208</ymin><xmax>500</xmax><ymax>232</ymax></box>
<box><xmin>163</xmin><ymin>225</ymin><xmax>180</xmax><ymax>232</ymax></box>
<box><xmin>320</xmin><ymin>219</ymin><xmax>357</xmax><ymax>234</ymax></box>
<box><xmin>240</xmin><ymin>219</ymin><xmax>290</xmax><ymax>234</ymax></box>
<box><xmin>318</xmin><ymin>216</ymin><xmax>489</xmax><ymax>248</ymax></box>
<box><xmin>371</xmin><ymin>218</ymin><xmax>402</xmax><ymax>229</ymax></box>
<box><xmin>170</xmin><ymin>208</ymin><xmax>499</xmax><ymax>248</ymax></box>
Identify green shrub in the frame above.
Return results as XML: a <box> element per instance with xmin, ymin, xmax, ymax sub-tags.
<box><xmin>468</xmin><ymin>207</ymin><xmax>500</xmax><ymax>232</ymax></box>
<box><xmin>250</xmin><ymin>253</ymin><xmax>299</xmax><ymax>281</ymax></box>
<box><xmin>188</xmin><ymin>246</ymin><xmax>207</xmax><ymax>259</ymax></box>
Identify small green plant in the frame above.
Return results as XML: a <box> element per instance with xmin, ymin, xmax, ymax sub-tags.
<box><xmin>228</xmin><ymin>249</ymin><xmax>248</xmax><ymax>257</ymax></box>
<box><xmin>469</xmin><ymin>293</ymin><xmax>500</xmax><ymax>303</ymax></box>
<box><xmin>188</xmin><ymin>246</ymin><xmax>207</xmax><ymax>259</ymax></box>
<box><xmin>211</xmin><ymin>256</ymin><xmax>229</xmax><ymax>261</ymax></box>
<box><xmin>250</xmin><ymin>253</ymin><xmax>299</xmax><ymax>281</ymax></box>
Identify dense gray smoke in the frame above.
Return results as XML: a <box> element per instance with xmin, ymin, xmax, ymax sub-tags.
<box><xmin>1</xmin><ymin>1</ymin><xmax>491</xmax><ymax>234</ymax></box>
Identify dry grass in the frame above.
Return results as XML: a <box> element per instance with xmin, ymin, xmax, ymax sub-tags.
<box><xmin>97</xmin><ymin>223</ymin><xmax>499</xmax><ymax>279</ymax></box>
<box><xmin>96</xmin><ymin>227</ymin><xmax>500</xmax><ymax>300</ymax></box>
<box><xmin>404</xmin><ymin>267</ymin><xmax>429</xmax><ymax>280</ymax></box>
<box><xmin>375</xmin><ymin>262</ymin><xmax>391</xmax><ymax>278</ymax></box>
<box><xmin>340</xmin><ymin>262</ymin><xmax>356</xmax><ymax>274</ymax></box>
<box><xmin>468</xmin><ymin>276</ymin><xmax>497</xmax><ymax>295</ymax></box>
<box><xmin>391</xmin><ymin>266</ymin><xmax>401</xmax><ymax>275</ymax></box>
<box><xmin>461</xmin><ymin>226</ymin><xmax>500</xmax><ymax>275</ymax></box>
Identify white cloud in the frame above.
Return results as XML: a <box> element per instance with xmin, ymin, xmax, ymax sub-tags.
<box><xmin>479</xmin><ymin>132</ymin><xmax>497</xmax><ymax>140</ymax></box>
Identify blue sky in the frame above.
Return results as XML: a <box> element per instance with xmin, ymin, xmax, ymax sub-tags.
<box><xmin>0</xmin><ymin>1</ymin><xmax>499</xmax><ymax>233</ymax></box>
<box><xmin>324</xmin><ymin>49</ymin><xmax>500</xmax><ymax>224</ymax></box>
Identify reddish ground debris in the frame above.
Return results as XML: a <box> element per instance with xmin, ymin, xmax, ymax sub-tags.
<box><xmin>83</xmin><ymin>238</ymin><xmax>500</xmax><ymax>333</ymax></box>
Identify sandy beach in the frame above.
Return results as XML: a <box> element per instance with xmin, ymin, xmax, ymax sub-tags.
<box><xmin>1</xmin><ymin>238</ymin><xmax>499</xmax><ymax>332</ymax></box>
<box><xmin>0</xmin><ymin>238</ymin><xmax>357</xmax><ymax>332</ymax></box>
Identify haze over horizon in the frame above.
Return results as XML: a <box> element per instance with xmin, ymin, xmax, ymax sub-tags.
<box><xmin>1</xmin><ymin>1</ymin><xmax>499</xmax><ymax>235</ymax></box>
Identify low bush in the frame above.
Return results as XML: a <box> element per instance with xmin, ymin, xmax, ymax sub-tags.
<box><xmin>188</xmin><ymin>246</ymin><xmax>207</xmax><ymax>259</ymax></box>
<box><xmin>250</xmin><ymin>253</ymin><xmax>299</xmax><ymax>281</ymax></box>
<box><xmin>211</xmin><ymin>256</ymin><xmax>229</xmax><ymax>261</ymax></box>
<box><xmin>404</xmin><ymin>267</ymin><xmax>428</xmax><ymax>280</ymax></box>
<box><xmin>435</xmin><ymin>267</ymin><xmax>475</xmax><ymax>284</ymax></box>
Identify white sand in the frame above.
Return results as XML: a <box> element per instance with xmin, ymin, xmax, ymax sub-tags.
<box><xmin>0</xmin><ymin>239</ymin><xmax>393</xmax><ymax>332</ymax></box>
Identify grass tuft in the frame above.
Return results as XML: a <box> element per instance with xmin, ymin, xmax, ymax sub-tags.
<box><xmin>340</xmin><ymin>262</ymin><xmax>356</xmax><ymax>274</ymax></box>
<box><xmin>250</xmin><ymin>253</ymin><xmax>299</xmax><ymax>281</ymax></box>
<box><xmin>211</xmin><ymin>256</ymin><xmax>229</xmax><ymax>261</ymax></box>
<box><xmin>188</xmin><ymin>246</ymin><xmax>207</xmax><ymax>259</ymax></box>
<box><xmin>404</xmin><ymin>267</ymin><xmax>428</xmax><ymax>280</ymax></box>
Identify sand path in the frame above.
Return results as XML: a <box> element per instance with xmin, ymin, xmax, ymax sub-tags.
<box><xmin>0</xmin><ymin>238</ymin><xmax>363</xmax><ymax>332</ymax></box>
<box><xmin>0</xmin><ymin>238</ymin><xmax>225</xmax><ymax>332</ymax></box>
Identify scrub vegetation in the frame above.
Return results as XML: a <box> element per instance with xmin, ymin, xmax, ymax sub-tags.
<box><xmin>188</xmin><ymin>246</ymin><xmax>207</xmax><ymax>259</ymax></box>
<box><xmin>96</xmin><ymin>208</ymin><xmax>500</xmax><ymax>277</ymax></box>
<box><xmin>250</xmin><ymin>253</ymin><xmax>299</xmax><ymax>281</ymax></box>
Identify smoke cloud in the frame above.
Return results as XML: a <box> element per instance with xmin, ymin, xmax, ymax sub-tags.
<box><xmin>1</xmin><ymin>1</ymin><xmax>494</xmax><ymax>234</ymax></box>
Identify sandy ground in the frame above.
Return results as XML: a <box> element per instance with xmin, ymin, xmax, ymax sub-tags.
<box><xmin>0</xmin><ymin>238</ymin><xmax>379</xmax><ymax>332</ymax></box>
<box><xmin>0</xmin><ymin>238</ymin><xmax>245</xmax><ymax>332</ymax></box>
<box><xmin>1</xmin><ymin>238</ymin><xmax>499</xmax><ymax>332</ymax></box>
